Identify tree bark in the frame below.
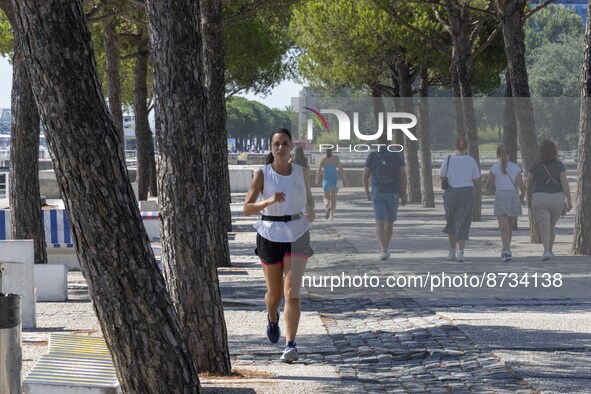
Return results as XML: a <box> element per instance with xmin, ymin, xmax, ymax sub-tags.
<box><xmin>572</xmin><ymin>3</ymin><xmax>591</xmax><ymax>255</ymax></box>
<box><xmin>145</xmin><ymin>0</ymin><xmax>231</xmax><ymax>373</ymax></box>
<box><xmin>446</xmin><ymin>0</ymin><xmax>482</xmax><ymax>221</ymax></box>
<box><xmin>134</xmin><ymin>31</ymin><xmax>155</xmax><ymax>201</ymax></box>
<box><xmin>388</xmin><ymin>64</ymin><xmax>405</xmax><ymax>148</ymax></box>
<box><xmin>503</xmin><ymin>69</ymin><xmax>518</xmax><ymax>163</ymax></box>
<box><xmin>395</xmin><ymin>58</ymin><xmax>422</xmax><ymax>203</ymax></box>
<box><xmin>104</xmin><ymin>7</ymin><xmax>125</xmax><ymax>159</ymax></box>
<box><xmin>11</xmin><ymin>1</ymin><xmax>200</xmax><ymax>392</ymax></box>
<box><xmin>370</xmin><ymin>83</ymin><xmax>385</xmax><ymax>128</ymax></box>
<box><xmin>418</xmin><ymin>67</ymin><xmax>435</xmax><ymax>208</ymax></box>
<box><xmin>496</xmin><ymin>0</ymin><xmax>541</xmax><ymax>242</ymax></box>
<box><xmin>503</xmin><ymin>68</ymin><xmax>520</xmax><ymax>231</ymax></box>
<box><xmin>200</xmin><ymin>0</ymin><xmax>233</xmax><ymax>260</ymax></box>
<box><xmin>1</xmin><ymin>1</ymin><xmax>47</xmax><ymax>265</ymax></box>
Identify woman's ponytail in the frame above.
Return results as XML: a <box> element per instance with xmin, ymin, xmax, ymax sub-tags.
<box><xmin>497</xmin><ymin>145</ymin><xmax>508</xmax><ymax>174</ymax></box>
<box><xmin>265</xmin><ymin>152</ymin><xmax>274</xmax><ymax>165</ymax></box>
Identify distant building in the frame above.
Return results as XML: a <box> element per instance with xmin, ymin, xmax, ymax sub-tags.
<box><xmin>0</xmin><ymin>108</ymin><xmax>11</xmax><ymax>135</ymax></box>
<box><xmin>531</xmin><ymin>0</ymin><xmax>588</xmax><ymax>24</ymax></box>
<box><xmin>0</xmin><ymin>108</ymin><xmax>154</xmax><ymax>151</ymax></box>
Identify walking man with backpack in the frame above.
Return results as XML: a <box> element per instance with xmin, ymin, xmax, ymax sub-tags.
<box><xmin>362</xmin><ymin>137</ymin><xmax>407</xmax><ymax>260</ymax></box>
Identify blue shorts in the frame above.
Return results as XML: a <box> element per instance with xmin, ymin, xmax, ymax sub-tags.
<box><xmin>371</xmin><ymin>192</ymin><xmax>400</xmax><ymax>222</ymax></box>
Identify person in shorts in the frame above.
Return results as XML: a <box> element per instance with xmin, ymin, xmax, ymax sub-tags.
<box><xmin>315</xmin><ymin>148</ymin><xmax>346</xmax><ymax>220</ymax></box>
<box><xmin>484</xmin><ymin>145</ymin><xmax>526</xmax><ymax>262</ymax></box>
<box><xmin>362</xmin><ymin>135</ymin><xmax>407</xmax><ymax>261</ymax></box>
<box><xmin>243</xmin><ymin>128</ymin><xmax>315</xmax><ymax>363</ymax></box>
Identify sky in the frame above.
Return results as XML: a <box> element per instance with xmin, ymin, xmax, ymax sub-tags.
<box><xmin>0</xmin><ymin>55</ymin><xmax>303</xmax><ymax>110</ymax></box>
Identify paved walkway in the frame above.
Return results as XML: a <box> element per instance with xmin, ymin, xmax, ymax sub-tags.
<box><xmin>22</xmin><ymin>187</ymin><xmax>591</xmax><ymax>393</ymax></box>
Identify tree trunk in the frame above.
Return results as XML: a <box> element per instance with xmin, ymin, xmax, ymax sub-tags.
<box><xmin>369</xmin><ymin>83</ymin><xmax>385</xmax><ymax>128</ymax></box>
<box><xmin>446</xmin><ymin>0</ymin><xmax>481</xmax><ymax>221</ymax></box>
<box><xmin>134</xmin><ymin>31</ymin><xmax>154</xmax><ymax>201</ymax></box>
<box><xmin>503</xmin><ymin>69</ymin><xmax>518</xmax><ymax>163</ymax></box>
<box><xmin>145</xmin><ymin>0</ymin><xmax>231</xmax><ymax>373</ymax></box>
<box><xmin>388</xmin><ymin>64</ymin><xmax>405</xmax><ymax>147</ymax></box>
<box><xmin>395</xmin><ymin>58</ymin><xmax>422</xmax><ymax>203</ymax></box>
<box><xmin>418</xmin><ymin>67</ymin><xmax>435</xmax><ymax>208</ymax></box>
<box><xmin>496</xmin><ymin>0</ymin><xmax>541</xmax><ymax>243</ymax></box>
<box><xmin>572</xmin><ymin>4</ymin><xmax>591</xmax><ymax>255</ymax></box>
<box><xmin>104</xmin><ymin>9</ymin><xmax>125</xmax><ymax>159</ymax></box>
<box><xmin>503</xmin><ymin>69</ymin><xmax>519</xmax><ymax>231</ymax></box>
<box><xmin>11</xmin><ymin>1</ymin><xmax>200</xmax><ymax>392</ymax></box>
<box><xmin>451</xmin><ymin>69</ymin><xmax>466</xmax><ymax>138</ymax></box>
<box><xmin>200</xmin><ymin>0</ymin><xmax>233</xmax><ymax>261</ymax></box>
<box><xmin>1</xmin><ymin>1</ymin><xmax>47</xmax><ymax>265</ymax></box>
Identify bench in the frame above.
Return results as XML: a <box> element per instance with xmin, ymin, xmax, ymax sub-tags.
<box><xmin>0</xmin><ymin>209</ymin><xmax>162</xmax><ymax>269</ymax></box>
<box><xmin>23</xmin><ymin>333</ymin><xmax>121</xmax><ymax>393</ymax></box>
<box><xmin>0</xmin><ymin>209</ymin><xmax>74</xmax><ymax>250</ymax></box>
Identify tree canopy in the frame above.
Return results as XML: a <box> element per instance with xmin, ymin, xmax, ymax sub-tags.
<box><xmin>226</xmin><ymin>96</ymin><xmax>292</xmax><ymax>150</ymax></box>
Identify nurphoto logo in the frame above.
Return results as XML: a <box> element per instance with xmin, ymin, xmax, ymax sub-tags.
<box><xmin>303</xmin><ymin>107</ymin><xmax>418</xmax><ymax>153</ymax></box>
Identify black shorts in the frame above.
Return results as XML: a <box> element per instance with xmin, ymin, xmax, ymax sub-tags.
<box><xmin>255</xmin><ymin>231</ymin><xmax>314</xmax><ymax>265</ymax></box>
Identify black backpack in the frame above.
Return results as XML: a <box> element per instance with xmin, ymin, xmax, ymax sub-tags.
<box><xmin>375</xmin><ymin>152</ymin><xmax>398</xmax><ymax>184</ymax></box>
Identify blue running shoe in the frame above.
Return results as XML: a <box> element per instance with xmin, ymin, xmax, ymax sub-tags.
<box><xmin>266</xmin><ymin>310</ymin><xmax>280</xmax><ymax>343</ymax></box>
<box><xmin>280</xmin><ymin>342</ymin><xmax>298</xmax><ymax>363</ymax></box>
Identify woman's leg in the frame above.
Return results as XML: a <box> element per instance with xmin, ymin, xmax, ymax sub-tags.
<box><xmin>532</xmin><ymin>194</ymin><xmax>551</xmax><ymax>252</ymax></box>
<box><xmin>323</xmin><ymin>191</ymin><xmax>331</xmax><ymax>218</ymax></box>
<box><xmin>497</xmin><ymin>215</ymin><xmax>511</xmax><ymax>250</ymax></box>
<box><xmin>282</xmin><ymin>256</ymin><xmax>308</xmax><ymax>343</ymax></box>
<box><xmin>330</xmin><ymin>189</ymin><xmax>337</xmax><ymax>218</ymax></box>
<box><xmin>548</xmin><ymin>194</ymin><xmax>565</xmax><ymax>253</ymax></box>
<box><xmin>448</xmin><ymin>235</ymin><xmax>456</xmax><ymax>249</ymax></box>
<box><xmin>262</xmin><ymin>263</ymin><xmax>284</xmax><ymax>323</ymax></box>
<box><xmin>457</xmin><ymin>239</ymin><xmax>466</xmax><ymax>250</ymax></box>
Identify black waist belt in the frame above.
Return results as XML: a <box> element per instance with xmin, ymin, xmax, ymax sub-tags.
<box><xmin>261</xmin><ymin>213</ymin><xmax>302</xmax><ymax>222</ymax></box>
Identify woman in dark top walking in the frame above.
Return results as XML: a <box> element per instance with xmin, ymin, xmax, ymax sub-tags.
<box><xmin>526</xmin><ymin>140</ymin><xmax>572</xmax><ymax>260</ymax></box>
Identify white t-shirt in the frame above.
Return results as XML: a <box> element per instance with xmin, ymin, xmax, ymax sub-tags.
<box><xmin>439</xmin><ymin>155</ymin><xmax>480</xmax><ymax>188</ymax></box>
<box><xmin>490</xmin><ymin>162</ymin><xmax>521</xmax><ymax>191</ymax></box>
<box><xmin>253</xmin><ymin>163</ymin><xmax>311</xmax><ymax>242</ymax></box>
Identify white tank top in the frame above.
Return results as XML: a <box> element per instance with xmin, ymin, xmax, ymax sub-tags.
<box><xmin>253</xmin><ymin>163</ymin><xmax>311</xmax><ymax>242</ymax></box>
<box><xmin>490</xmin><ymin>162</ymin><xmax>521</xmax><ymax>191</ymax></box>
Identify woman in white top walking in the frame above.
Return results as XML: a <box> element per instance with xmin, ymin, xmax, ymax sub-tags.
<box><xmin>484</xmin><ymin>145</ymin><xmax>526</xmax><ymax>262</ymax></box>
<box><xmin>439</xmin><ymin>137</ymin><xmax>481</xmax><ymax>262</ymax></box>
<box><xmin>243</xmin><ymin>128</ymin><xmax>315</xmax><ymax>363</ymax></box>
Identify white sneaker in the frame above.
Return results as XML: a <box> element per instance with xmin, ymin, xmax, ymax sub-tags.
<box><xmin>380</xmin><ymin>251</ymin><xmax>390</xmax><ymax>261</ymax></box>
<box><xmin>500</xmin><ymin>250</ymin><xmax>512</xmax><ymax>262</ymax></box>
<box><xmin>446</xmin><ymin>249</ymin><xmax>456</xmax><ymax>261</ymax></box>
<box><xmin>280</xmin><ymin>344</ymin><xmax>299</xmax><ymax>363</ymax></box>
<box><xmin>456</xmin><ymin>250</ymin><xmax>465</xmax><ymax>262</ymax></box>
<box><xmin>541</xmin><ymin>251</ymin><xmax>553</xmax><ymax>261</ymax></box>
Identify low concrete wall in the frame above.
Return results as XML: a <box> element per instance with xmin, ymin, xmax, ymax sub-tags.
<box><xmin>142</xmin><ymin>215</ymin><xmax>160</xmax><ymax>241</ymax></box>
<box><xmin>47</xmin><ymin>251</ymin><xmax>79</xmax><ymax>271</ymax></box>
<box><xmin>34</xmin><ymin>264</ymin><xmax>68</xmax><ymax>302</ymax></box>
<box><xmin>229</xmin><ymin>169</ymin><xmax>253</xmax><ymax>193</ymax></box>
<box><xmin>0</xmin><ymin>240</ymin><xmax>36</xmax><ymax>328</ymax></box>
<box><xmin>39</xmin><ymin>170</ymin><xmax>60</xmax><ymax>199</ymax></box>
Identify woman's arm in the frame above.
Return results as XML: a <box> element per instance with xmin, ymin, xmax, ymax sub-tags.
<box><xmin>559</xmin><ymin>170</ymin><xmax>572</xmax><ymax>211</ymax></box>
<box><xmin>526</xmin><ymin>172</ymin><xmax>534</xmax><ymax>207</ymax></box>
<box><xmin>516</xmin><ymin>171</ymin><xmax>526</xmax><ymax>202</ymax></box>
<box><xmin>336</xmin><ymin>157</ymin><xmax>346</xmax><ymax>187</ymax></box>
<box><xmin>484</xmin><ymin>171</ymin><xmax>494</xmax><ymax>194</ymax></box>
<box><xmin>471</xmin><ymin>159</ymin><xmax>481</xmax><ymax>187</ymax></box>
<box><xmin>242</xmin><ymin>170</ymin><xmax>285</xmax><ymax>216</ymax></box>
<box><xmin>303</xmin><ymin>166</ymin><xmax>316</xmax><ymax>222</ymax></box>
<box><xmin>315</xmin><ymin>158</ymin><xmax>324</xmax><ymax>185</ymax></box>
